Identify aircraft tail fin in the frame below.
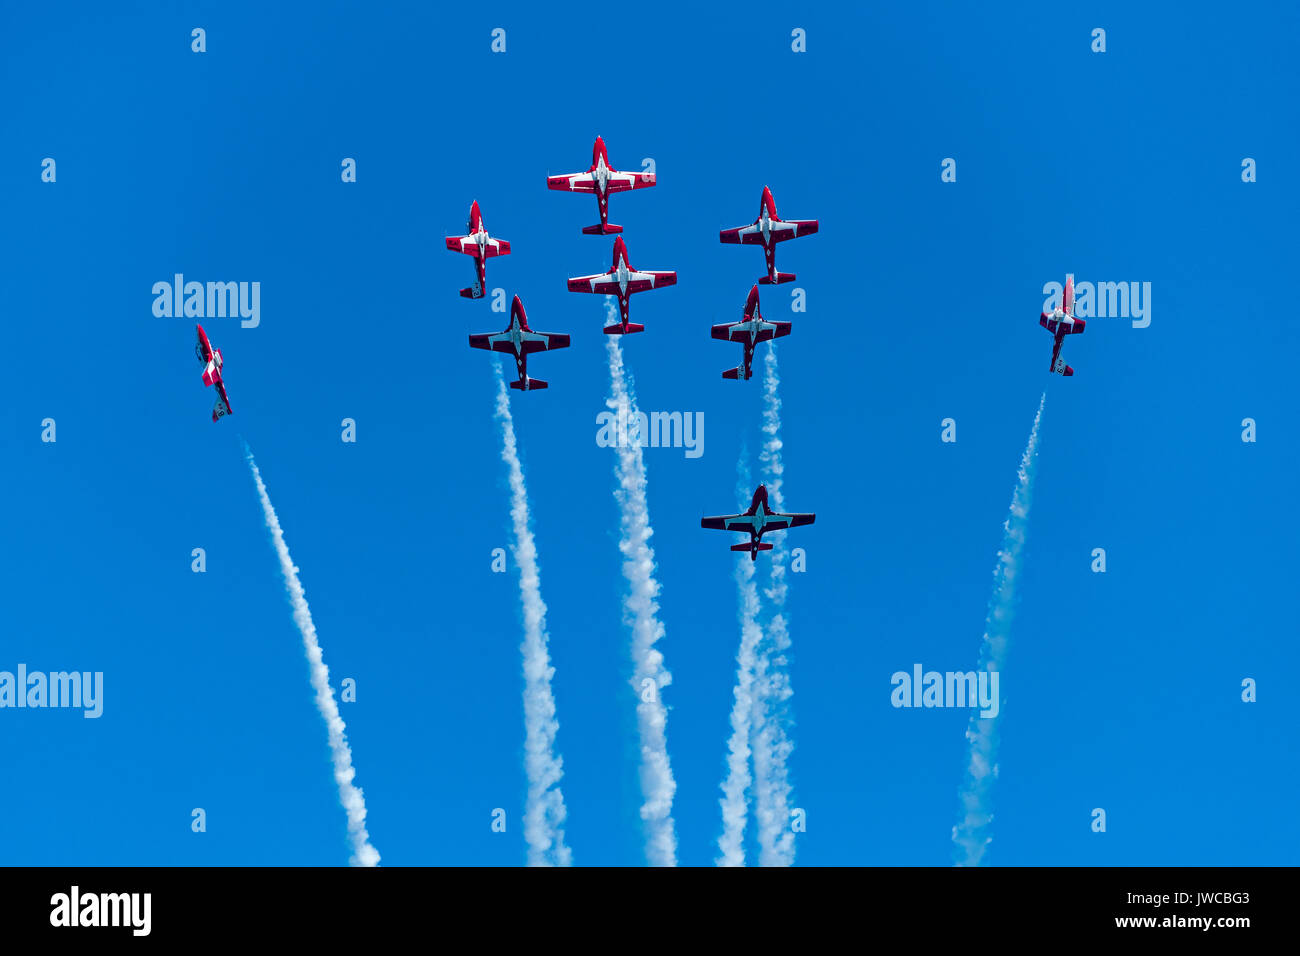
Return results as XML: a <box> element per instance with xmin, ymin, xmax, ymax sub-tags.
<box><xmin>731</xmin><ymin>542</ymin><xmax>772</xmax><ymax>558</ymax></box>
<box><xmin>722</xmin><ymin>366</ymin><xmax>742</xmax><ymax>380</ymax></box>
<box><xmin>510</xmin><ymin>377</ymin><xmax>548</xmax><ymax>391</ymax></box>
<box><xmin>584</xmin><ymin>223</ymin><xmax>622</xmax><ymax>235</ymax></box>
<box><xmin>604</xmin><ymin>322</ymin><xmax>643</xmax><ymax>335</ymax></box>
<box><xmin>759</xmin><ymin>272</ymin><xmax>796</xmax><ymax>285</ymax></box>
<box><xmin>459</xmin><ymin>286</ymin><xmax>484</xmax><ymax>299</ymax></box>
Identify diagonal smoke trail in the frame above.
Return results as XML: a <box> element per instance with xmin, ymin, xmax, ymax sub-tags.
<box><xmin>605</xmin><ymin>322</ymin><xmax>678</xmax><ymax>867</ymax></box>
<box><xmin>243</xmin><ymin>442</ymin><xmax>380</xmax><ymax>867</ymax></box>
<box><xmin>753</xmin><ymin>343</ymin><xmax>796</xmax><ymax>866</ymax></box>
<box><xmin>491</xmin><ymin>361</ymin><xmax>572</xmax><ymax>867</ymax></box>
<box><xmin>952</xmin><ymin>393</ymin><xmax>1046</xmax><ymax>866</ymax></box>
<box><xmin>716</xmin><ymin>450</ymin><xmax>763</xmax><ymax>867</ymax></box>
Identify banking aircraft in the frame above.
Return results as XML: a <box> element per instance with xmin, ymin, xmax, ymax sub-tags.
<box><xmin>445</xmin><ymin>200</ymin><xmax>511</xmax><ymax>299</ymax></box>
<box><xmin>719</xmin><ymin>186</ymin><xmax>818</xmax><ymax>284</ymax></box>
<box><xmin>547</xmin><ymin>135</ymin><xmax>655</xmax><ymax>235</ymax></box>
<box><xmin>195</xmin><ymin>324</ymin><xmax>232</xmax><ymax>422</ymax></box>
<box><xmin>567</xmin><ymin>236</ymin><xmax>676</xmax><ymax>334</ymax></box>
<box><xmin>1040</xmin><ymin>273</ymin><xmax>1086</xmax><ymax>376</ymax></box>
<box><xmin>701</xmin><ymin>484</ymin><xmax>815</xmax><ymax>560</ymax></box>
<box><xmin>469</xmin><ymin>295</ymin><xmax>570</xmax><ymax>391</ymax></box>
<box><xmin>711</xmin><ymin>284</ymin><xmax>791</xmax><ymax>380</ymax></box>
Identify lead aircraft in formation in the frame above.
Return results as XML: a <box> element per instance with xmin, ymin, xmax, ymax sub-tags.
<box><xmin>469</xmin><ymin>295</ymin><xmax>570</xmax><ymax>391</ymax></box>
<box><xmin>1040</xmin><ymin>272</ymin><xmax>1086</xmax><ymax>376</ymax></box>
<box><xmin>547</xmin><ymin>135</ymin><xmax>656</xmax><ymax>235</ymax></box>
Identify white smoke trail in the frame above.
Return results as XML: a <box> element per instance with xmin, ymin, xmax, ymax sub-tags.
<box><xmin>952</xmin><ymin>393</ymin><xmax>1046</xmax><ymax>866</ymax></box>
<box><xmin>753</xmin><ymin>343</ymin><xmax>796</xmax><ymax>867</ymax></box>
<box><xmin>491</xmin><ymin>361</ymin><xmax>572</xmax><ymax>867</ymax></box>
<box><xmin>605</xmin><ymin>324</ymin><xmax>678</xmax><ymax>867</ymax></box>
<box><xmin>243</xmin><ymin>443</ymin><xmax>380</xmax><ymax>867</ymax></box>
<box><xmin>716</xmin><ymin>452</ymin><xmax>763</xmax><ymax>867</ymax></box>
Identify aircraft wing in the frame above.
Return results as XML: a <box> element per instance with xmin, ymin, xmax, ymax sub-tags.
<box><xmin>1040</xmin><ymin>315</ymin><xmax>1085</xmax><ymax>335</ymax></box>
<box><xmin>469</xmin><ymin>333</ymin><xmax>519</xmax><ymax>354</ymax></box>
<box><xmin>567</xmin><ymin>272</ymin><xmax>620</xmax><ymax>294</ymax></box>
<box><xmin>711</xmin><ymin>320</ymin><xmax>791</xmax><ymax>343</ymax></box>
<box><xmin>605</xmin><ymin>170</ymin><xmax>654</xmax><ymax>192</ymax></box>
<box><xmin>772</xmin><ymin>511</ymin><xmax>815</xmax><ymax>528</ymax></box>
<box><xmin>625</xmin><ymin>270</ymin><xmax>676</xmax><ymax>293</ymax></box>
<box><xmin>520</xmin><ymin>330</ymin><xmax>570</xmax><ymax>353</ymax></box>
<box><xmin>547</xmin><ymin>172</ymin><xmax>598</xmax><ymax>193</ymax></box>
<box><xmin>701</xmin><ymin>513</ymin><xmax>749</xmax><ymax>531</ymax></box>
<box><xmin>772</xmin><ymin>219</ymin><xmax>818</xmax><ymax>240</ymax></box>
<box><xmin>445</xmin><ymin>235</ymin><xmax>510</xmax><ymax>258</ymax></box>
<box><xmin>719</xmin><ymin>222</ymin><xmax>767</xmax><ymax>245</ymax></box>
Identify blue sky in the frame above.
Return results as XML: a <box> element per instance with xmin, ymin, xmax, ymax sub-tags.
<box><xmin>1</xmin><ymin>2</ymin><xmax>1296</xmax><ymax>866</ymax></box>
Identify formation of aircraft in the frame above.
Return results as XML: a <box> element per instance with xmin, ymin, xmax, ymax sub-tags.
<box><xmin>469</xmin><ymin>295</ymin><xmax>570</xmax><ymax>391</ymax></box>
<box><xmin>547</xmin><ymin>135</ymin><xmax>655</xmax><ymax>235</ymax></box>
<box><xmin>567</xmin><ymin>235</ymin><xmax>677</xmax><ymax>335</ymax></box>
<box><xmin>711</xmin><ymin>285</ymin><xmax>790</xmax><ymax>380</ymax></box>
<box><xmin>701</xmin><ymin>484</ymin><xmax>815</xmax><ymax>561</ymax></box>
<box><xmin>194</xmin><ymin>324</ymin><xmax>233</xmax><ymax>423</ymax></box>
<box><xmin>445</xmin><ymin>200</ymin><xmax>511</xmax><ymax>299</ymax></box>
<box><xmin>720</xmin><ymin>186</ymin><xmax>818</xmax><ymax>285</ymax></box>
<box><xmin>1040</xmin><ymin>272</ymin><xmax>1086</xmax><ymax>376</ymax></box>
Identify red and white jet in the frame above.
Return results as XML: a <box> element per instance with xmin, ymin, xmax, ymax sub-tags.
<box><xmin>195</xmin><ymin>324</ymin><xmax>233</xmax><ymax>422</ymax></box>
<box><xmin>469</xmin><ymin>295</ymin><xmax>570</xmax><ymax>391</ymax></box>
<box><xmin>711</xmin><ymin>285</ymin><xmax>790</xmax><ymax>380</ymax></box>
<box><xmin>719</xmin><ymin>186</ymin><xmax>818</xmax><ymax>285</ymax></box>
<box><xmin>547</xmin><ymin>135</ymin><xmax>655</xmax><ymax>235</ymax></box>
<box><xmin>567</xmin><ymin>235</ymin><xmax>676</xmax><ymax>335</ymax></box>
<box><xmin>701</xmin><ymin>484</ymin><xmax>815</xmax><ymax>561</ymax></box>
<box><xmin>1040</xmin><ymin>273</ymin><xmax>1086</xmax><ymax>376</ymax></box>
<box><xmin>445</xmin><ymin>200</ymin><xmax>511</xmax><ymax>299</ymax></box>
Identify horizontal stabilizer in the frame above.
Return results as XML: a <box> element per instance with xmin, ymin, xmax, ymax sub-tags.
<box><xmin>731</xmin><ymin>542</ymin><xmax>773</xmax><ymax>553</ymax></box>
<box><xmin>509</xmin><ymin>377</ymin><xmax>548</xmax><ymax>391</ymax></box>
<box><xmin>603</xmin><ymin>323</ymin><xmax>644</xmax><ymax>335</ymax></box>
<box><xmin>583</xmin><ymin>223</ymin><xmax>623</xmax><ymax>235</ymax></box>
<box><xmin>459</xmin><ymin>286</ymin><xmax>484</xmax><ymax>299</ymax></box>
<box><xmin>759</xmin><ymin>272</ymin><xmax>796</xmax><ymax>285</ymax></box>
<box><xmin>721</xmin><ymin>367</ymin><xmax>742</xmax><ymax>380</ymax></box>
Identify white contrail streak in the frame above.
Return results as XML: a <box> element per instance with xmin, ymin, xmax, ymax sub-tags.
<box><xmin>605</xmin><ymin>326</ymin><xmax>678</xmax><ymax>867</ymax></box>
<box><xmin>716</xmin><ymin>454</ymin><xmax>762</xmax><ymax>867</ymax></box>
<box><xmin>952</xmin><ymin>393</ymin><xmax>1046</xmax><ymax>866</ymax></box>
<box><xmin>491</xmin><ymin>361</ymin><xmax>572</xmax><ymax>867</ymax></box>
<box><xmin>753</xmin><ymin>343</ymin><xmax>796</xmax><ymax>867</ymax></box>
<box><xmin>243</xmin><ymin>443</ymin><xmax>380</xmax><ymax>867</ymax></box>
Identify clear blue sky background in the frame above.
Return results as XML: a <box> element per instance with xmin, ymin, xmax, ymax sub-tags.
<box><xmin>1</xmin><ymin>2</ymin><xmax>1295</xmax><ymax>866</ymax></box>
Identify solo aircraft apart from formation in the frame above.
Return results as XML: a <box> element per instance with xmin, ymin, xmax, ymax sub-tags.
<box><xmin>469</xmin><ymin>295</ymin><xmax>570</xmax><ymax>391</ymax></box>
<box><xmin>547</xmin><ymin>135</ymin><xmax>655</xmax><ymax>235</ymax></box>
<box><xmin>195</xmin><ymin>324</ymin><xmax>233</xmax><ymax>422</ymax></box>
<box><xmin>567</xmin><ymin>236</ymin><xmax>677</xmax><ymax>334</ymax></box>
<box><xmin>1040</xmin><ymin>272</ymin><xmax>1086</xmax><ymax>376</ymax></box>
<box><xmin>712</xmin><ymin>284</ymin><xmax>791</xmax><ymax>380</ymax></box>
<box><xmin>446</xmin><ymin>200</ymin><xmax>511</xmax><ymax>299</ymax></box>
<box><xmin>701</xmin><ymin>484</ymin><xmax>815</xmax><ymax>560</ymax></box>
<box><xmin>720</xmin><ymin>186</ymin><xmax>818</xmax><ymax>285</ymax></box>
